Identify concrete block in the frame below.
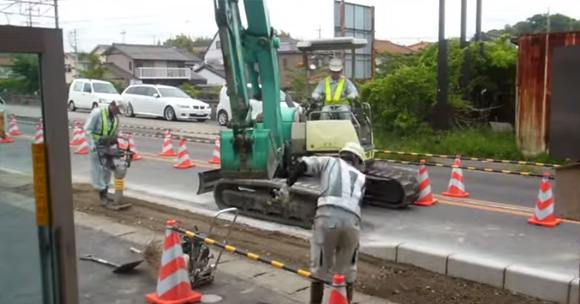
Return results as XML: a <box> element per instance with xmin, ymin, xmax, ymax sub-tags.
<box><xmin>447</xmin><ymin>254</ymin><xmax>508</xmax><ymax>288</ymax></box>
<box><xmin>570</xmin><ymin>278</ymin><xmax>579</xmax><ymax>304</ymax></box>
<box><xmin>361</xmin><ymin>241</ymin><xmax>400</xmax><ymax>261</ymax></box>
<box><xmin>396</xmin><ymin>243</ymin><xmax>451</xmax><ymax>275</ymax></box>
<box><xmin>504</xmin><ymin>265</ymin><xmax>575</xmax><ymax>303</ymax></box>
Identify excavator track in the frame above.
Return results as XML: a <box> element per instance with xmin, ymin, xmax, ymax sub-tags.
<box><xmin>207</xmin><ymin>161</ymin><xmax>420</xmax><ymax>229</ymax></box>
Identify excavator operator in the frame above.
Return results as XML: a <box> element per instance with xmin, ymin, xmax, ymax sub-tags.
<box><xmin>311</xmin><ymin>57</ymin><xmax>359</xmax><ymax>120</ymax></box>
<box><xmin>277</xmin><ymin>142</ymin><xmax>366</xmax><ymax>304</ymax></box>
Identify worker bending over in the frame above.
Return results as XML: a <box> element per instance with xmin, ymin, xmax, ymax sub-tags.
<box><xmin>84</xmin><ymin>101</ymin><xmax>121</xmax><ymax>205</ymax></box>
<box><xmin>311</xmin><ymin>58</ymin><xmax>359</xmax><ymax>120</ymax></box>
<box><xmin>277</xmin><ymin>142</ymin><xmax>366</xmax><ymax>304</ymax></box>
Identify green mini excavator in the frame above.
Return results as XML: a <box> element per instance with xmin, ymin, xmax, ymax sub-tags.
<box><xmin>198</xmin><ymin>0</ymin><xmax>420</xmax><ymax>228</ymax></box>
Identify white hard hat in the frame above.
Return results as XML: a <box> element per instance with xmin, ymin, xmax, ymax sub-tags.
<box><xmin>329</xmin><ymin>58</ymin><xmax>343</xmax><ymax>72</ymax></box>
<box><xmin>339</xmin><ymin>142</ymin><xmax>365</xmax><ymax>163</ymax></box>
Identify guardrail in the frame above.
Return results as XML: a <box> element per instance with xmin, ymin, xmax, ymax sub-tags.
<box><xmin>377</xmin><ymin>150</ymin><xmax>561</xmax><ymax>168</ymax></box>
<box><xmin>377</xmin><ymin>159</ymin><xmax>555</xmax><ymax>179</ymax></box>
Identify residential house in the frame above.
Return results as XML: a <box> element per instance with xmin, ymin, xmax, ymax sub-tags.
<box><xmin>0</xmin><ymin>54</ymin><xmax>13</xmax><ymax>80</ymax></box>
<box><xmin>374</xmin><ymin>39</ymin><xmax>414</xmax><ymax>70</ymax></box>
<box><xmin>90</xmin><ymin>44</ymin><xmax>111</xmax><ymax>63</ymax></box>
<box><xmin>101</xmin><ymin>43</ymin><xmax>207</xmax><ymax>87</ymax></box>
<box><xmin>64</xmin><ymin>53</ymin><xmax>76</xmax><ymax>83</ymax></box>
<box><xmin>407</xmin><ymin>41</ymin><xmax>433</xmax><ymax>52</ymax></box>
<box><xmin>203</xmin><ymin>33</ymin><xmax>333</xmax><ymax>87</ymax></box>
<box><xmin>195</xmin><ymin>63</ymin><xmax>226</xmax><ymax>86</ymax></box>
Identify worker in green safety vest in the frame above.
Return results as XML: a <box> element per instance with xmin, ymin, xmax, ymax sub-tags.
<box><xmin>84</xmin><ymin>101</ymin><xmax>121</xmax><ymax>204</ymax></box>
<box><xmin>311</xmin><ymin>57</ymin><xmax>359</xmax><ymax>120</ymax></box>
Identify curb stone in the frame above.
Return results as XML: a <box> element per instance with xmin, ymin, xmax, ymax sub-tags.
<box><xmin>396</xmin><ymin>243</ymin><xmax>451</xmax><ymax>275</ymax></box>
<box><xmin>447</xmin><ymin>254</ymin><xmax>508</xmax><ymax>288</ymax></box>
<box><xmin>504</xmin><ymin>265</ymin><xmax>576</xmax><ymax>303</ymax></box>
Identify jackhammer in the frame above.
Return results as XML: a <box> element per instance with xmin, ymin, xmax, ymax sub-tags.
<box><xmin>95</xmin><ymin>136</ymin><xmax>133</xmax><ymax>210</ymax></box>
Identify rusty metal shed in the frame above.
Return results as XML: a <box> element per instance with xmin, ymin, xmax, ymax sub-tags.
<box><xmin>515</xmin><ymin>31</ymin><xmax>580</xmax><ymax>157</ymax></box>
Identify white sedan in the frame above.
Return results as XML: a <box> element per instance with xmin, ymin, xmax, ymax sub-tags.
<box><xmin>121</xmin><ymin>84</ymin><xmax>211</xmax><ymax>122</ymax></box>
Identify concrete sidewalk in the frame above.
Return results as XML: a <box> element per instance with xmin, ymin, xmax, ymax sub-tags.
<box><xmin>0</xmin><ymin>182</ymin><xmax>394</xmax><ymax>304</ymax></box>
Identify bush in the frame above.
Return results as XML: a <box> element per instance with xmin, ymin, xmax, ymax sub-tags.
<box><xmin>180</xmin><ymin>82</ymin><xmax>199</xmax><ymax>98</ymax></box>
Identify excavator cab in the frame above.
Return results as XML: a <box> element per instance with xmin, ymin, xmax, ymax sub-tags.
<box><xmin>292</xmin><ymin>37</ymin><xmax>375</xmax><ymax>162</ymax></box>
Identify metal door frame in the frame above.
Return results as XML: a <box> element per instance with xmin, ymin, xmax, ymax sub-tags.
<box><xmin>0</xmin><ymin>25</ymin><xmax>78</xmax><ymax>303</ymax></box>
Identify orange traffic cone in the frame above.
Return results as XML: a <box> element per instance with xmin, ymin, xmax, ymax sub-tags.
<box><xmin>74</xmin><ymin>135</ymin><xmax>89</xmax><ymax>154</ymax></box>
<box><xmin>117</xmin><ymin>127</ymin><xmax>128</xmax><ymax>150</ymax></box>
<box><xmin>8</xmin><ymin>114</ymin><xmax>21</xmax><ymax>136</ymax></box>
<box><xmin>528</xmin><ymin>173</ymin><xmax>562</xmax><ymax>228</ymax></box>
<box><xmin>442</xmin><ymin>155</ymin><xmax>470</xmax><ymax>198</ymax></box>
<box><xmin>209</xmin><ymin>136</ymin><xmax>221</xmax><ymax>164</ymax></box>
<box><xmin>146</xmin><ymin>220</ymin><xmax>202</xmax><ymax>304</ymax></box>
<box><xmin>158</xmin><ymin>130</ymin><xmax>177</xmax><ymax>157</ymax></box>
<box><xmin>328</xmin><ymin>274</ymin><xmax>348</xmax><ymax>304</ymax></box>
<box><xmin>0</xmin><ymin>136</ymin><xmax>13</xmax><ymax>144</ymax></box>
<box><xmin>34</xmin><ymin>119</ymin><xmax>44</xmax><ymax>144</ymax></box>
<box><xmin>70</xmin><ymin>122</ymin><xmax>84</xmax><ymax>146</ymax></box>
<box><xmin>127</xmin><ymin>134</ymin><xmax>143</xmax><ymax>161</ymax></box>
<box><xmin>173</xmin><ymin>140</ymin><xmax>195</xmax><ymax>169</ymax></box>
<box><xmin>415</xmin><ymin>159</ymin><xmax>438</xmax><ymax>206</ymax></box>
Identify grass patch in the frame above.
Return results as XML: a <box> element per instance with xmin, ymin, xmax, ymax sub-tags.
<box><xmin>374</xmin><ymin>127</ymin><xmax>567</xmax><ymax>164</ymax></box>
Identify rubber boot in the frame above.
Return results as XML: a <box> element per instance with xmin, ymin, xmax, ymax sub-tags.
<box><xmin>310</xmin><ymin>282</ymin><xmax>324</xmax><ymax>304</ymax></box>
<box><xmin>346</xmin><ymin>283</ymin><xmax>354</xmax><ymax>303</ymax></box>
<box><xmin>98</xmin><ymin>188</ymin><xmax>108</xmax><ymax>206</ymax></box>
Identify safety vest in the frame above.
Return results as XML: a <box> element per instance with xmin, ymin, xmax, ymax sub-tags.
<box><xmin>92</xmin><ymin>107</ymin><xmax>118</xmax><ymax>140</ymax></box>
<box><xmin>324</xmin><ymin>76</ymin><xmax>349</xmax><ymax>105</ymax></box>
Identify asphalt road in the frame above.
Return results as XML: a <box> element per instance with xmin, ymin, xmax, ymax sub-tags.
<box><xmin>2</xmin><ymin>112</ymin><xmax>579</xmax><ymax>279</ymax></box>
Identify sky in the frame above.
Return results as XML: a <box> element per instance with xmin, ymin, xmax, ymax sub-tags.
<box><xmin>1</xmin><ymin>0</ymin><xmax>579</xmax><ymax>53</ymax></box>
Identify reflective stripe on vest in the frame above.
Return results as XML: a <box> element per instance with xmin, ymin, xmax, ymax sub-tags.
<box><xmin>93</xmin><ymin>107</ymin><xmax>118</xmax><ymax>140</ymax></box>
<box><xmin>324</xmin><ymin>76</ymin><xmax>348</xmax><ymax>105</ymax></box>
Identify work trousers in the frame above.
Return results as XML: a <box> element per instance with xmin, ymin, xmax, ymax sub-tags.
<box><xmin>90</xmin><ymin>149</ymin><xmax>112</xmax><ymax>191</ymax></box>
<box><xmin>320</xmin><ymin>104</ymin><xmax>351</xmax><ymax>120</ymax></box>
<box><xmin>310</xmin><ymin>205</ymin><xmax>360</xmax><ymax>283</ymax></box>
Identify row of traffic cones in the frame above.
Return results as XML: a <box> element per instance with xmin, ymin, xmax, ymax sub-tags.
<box><xmin>155</xmin><ymin>130</ymin><xmax>221</xmax><ymax>169</ymax></box>
<box><xmin>414</xmin><ymin>155</ymin><xmax>562</xmax><ymax>228</ymax></box>
<box><xmin>147</xmin><ymin>219</ymin><xmax>349</xmax><ymax>304</ymax></box>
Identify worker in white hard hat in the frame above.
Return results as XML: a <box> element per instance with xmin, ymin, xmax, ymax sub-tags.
<box><xmin>311</xmin><ymin>57</ymin><xmax>359</xmax><ymax>120</ymax></box>
<box><xmin>276</xmin><ymin>142</ymin><xmax>367</xmax><ymax>304</ymax></box>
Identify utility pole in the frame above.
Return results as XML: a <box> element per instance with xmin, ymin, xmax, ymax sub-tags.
<box><xmin>434</xmin><ymin>0</ymin><xmax>449</xmax><ymax>130</ymax></box>
<box><xmin>460</xmin><ymin>0</ymin><xmax>467</xmax><ymax>48</ymax></box>
<box><xmin>475</xmin><ymin>0</ymin><xmax>482</xmax><ymax>41</ymax></box>
<box><xmin>317</xmin><ymin>25</ymin><xmax>322</xmax><ymax>38</ymax></box>
<box><xmin>54</xmin><ymin>0</ymin><xmax>59</xmax><ymax>28</ymax></box>
<box><xmin>27</xmin><ymin>5</ymin><xmax>32</xmax><ymax>27</ymax></box>
<box><xmin>69</xmin><ymin>29</ymin><xmax>79</xmax><ymax>78</ymax></box>
<box><xmin>121</xmin><ymin>30</ymin><xmax>126</xmax><ymax>43</ymax></box>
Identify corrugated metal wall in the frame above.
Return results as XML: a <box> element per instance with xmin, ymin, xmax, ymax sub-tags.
<box><xmin>516</xmin><ymin>31</ymin><xmax>580</xmax><ymax>157</ymax></box>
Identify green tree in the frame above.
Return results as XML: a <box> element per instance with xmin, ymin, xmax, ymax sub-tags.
<box><xmin>488</xmin><ymin>13</ymin><xmax>580</xmax><ymax>37</ymax></box>
<box><xmin>1</xmin><ymin>54</ymin><xmax>40</xmax><ymax>93</ymax></box>
<box><xmin>363</xmin><ymin>37</ymin><xmax>517</xmax><ymax>134</ymax></box>
<box><xmin>78</xmin><ymin>53</ymin><xmax>106</xmax><ymax>79</ymax></box>
<box><xmin>164</xmin><ymin>35</ymin><xmax>212</xmax><ymax>53</ymax></box>
<box><xmin>179</xmin><ymin>82</ymin><xmax>199</xmax><ymax>98</ymax></box>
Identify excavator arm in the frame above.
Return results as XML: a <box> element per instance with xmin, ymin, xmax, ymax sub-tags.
<box><xmin>199</xmin><ymin>0</ymin><xmax>286</xmax><ymax>192</ymax></box>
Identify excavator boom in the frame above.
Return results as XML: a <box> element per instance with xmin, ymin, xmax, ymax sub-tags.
<box><xmin>214</xmin><ymin>0</ymin><xmax>285</xmax><ymax>179</ymax></box>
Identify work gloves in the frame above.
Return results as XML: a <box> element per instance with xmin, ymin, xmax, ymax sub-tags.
<box><xmin>274</xmin><ymin>183</ymin><xmax>290</xmax><ymax>204</ymax></box>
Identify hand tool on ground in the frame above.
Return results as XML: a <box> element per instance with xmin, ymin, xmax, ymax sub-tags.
<box><xmin>80</xmin><ymin>253</ymin><xmax>143</xmax><ymax>274</ymax></box>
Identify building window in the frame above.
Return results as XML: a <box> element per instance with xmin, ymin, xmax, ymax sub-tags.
<box><xmin>129</xmin><ymin>62</ymin><xmax>133</xmax><ymax>71</ymax></box>
<box><xmin>216</xmin><ymin>41</ymin><xmax>221</xmax><ymax>50</ymax></box>
<box><xmin>283</xmin><ymin>58</ymin><xmax>288</xmax><ymax>68</ymax></box>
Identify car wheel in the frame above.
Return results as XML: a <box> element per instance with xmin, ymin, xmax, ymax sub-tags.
<box><xmin>68</xmin><ymin>101</ymin><xmax>76</xmax><ymax>111</ymax></box>
<box><xmin>196</xmin><ymin>119</ymin><xmax>207</xmax><ymax>122</ymax></box>
<box><xmin>125</xmin><ymin>103</ymin><xmax>135</xmax><ymax>117</ymax></box>
<box><xmin>91</xmin><ymin>102</ymin><xmax>99</xmax><ymax>109</ymax></box>
<box><xmin>217</xmin><ymin>110</ymin><xmax>228</xmax><ymax>126</ymax></box>
<box><xmin>164</xmin><ymin>106</ymin><xmax>176</xmax><ymax>121</ymax></box>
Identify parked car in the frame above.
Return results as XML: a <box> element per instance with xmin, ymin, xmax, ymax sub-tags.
<box><xmin>217</xmin><ymin>84</ymin><xmax>302</xmax><ymax>126</ymax></box>
<box><xmin>68</xmin><ymin>79</ymin><xmax>122</xmax><ymax>111</ymax></box>
<box><xmin>121</xmin><ymin>84</ymin><xmax>211</xmax><ymax>122</ymax></box>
